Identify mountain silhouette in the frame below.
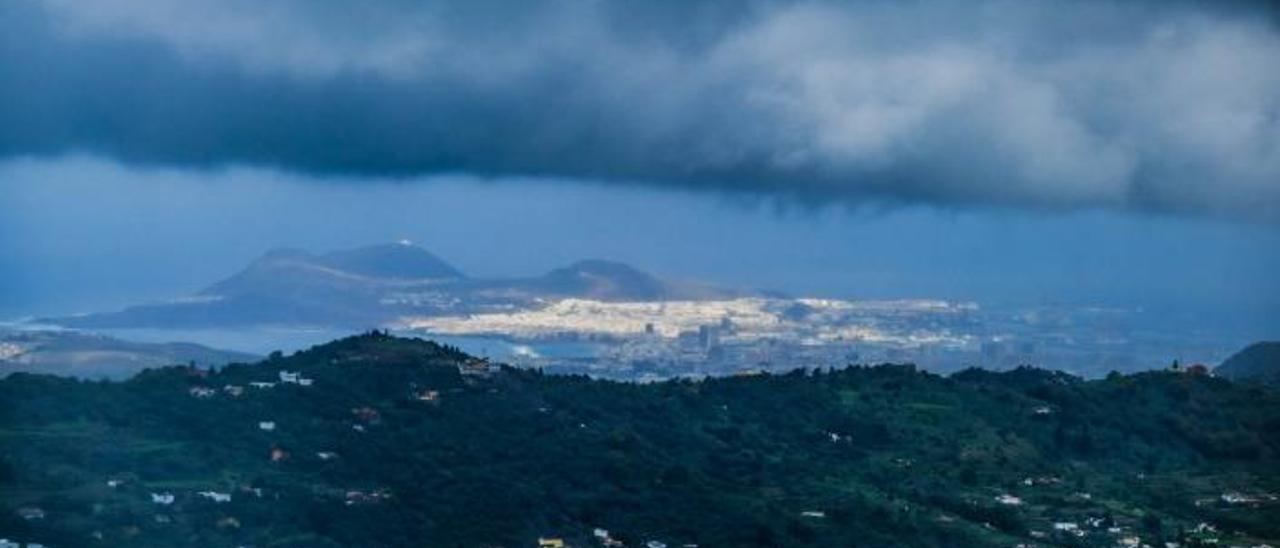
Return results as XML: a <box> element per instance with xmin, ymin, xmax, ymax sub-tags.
<box><xmin>46</xmin><ymin>243</ymin><xmax>746</xmax><ymax>329</ymax></box>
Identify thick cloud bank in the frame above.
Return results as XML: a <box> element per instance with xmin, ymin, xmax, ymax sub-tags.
<box><xmin>2</xmin><ymin>0</ymin><xmax>1278</xmax><ymax>220</ymax></box>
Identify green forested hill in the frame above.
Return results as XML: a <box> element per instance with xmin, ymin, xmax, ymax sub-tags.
<box><xmin>1</xmin><ymin>333</ymin><xmax>1278</xmax><ymax>547</ymax></box>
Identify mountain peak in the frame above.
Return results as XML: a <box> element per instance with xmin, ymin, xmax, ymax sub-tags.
<box><xmin>319</xmin><ymin>243</ymin><xmax>466</xmax><ymax>280</ymax></box>
<box><xmin>539</xmin><ymin>259</ymin><xmax>668</xmax><ymax>301</ymax></box>
<box><xmin>558</xmin><ymin>259</ymin><xmax>650</xmax><ymax>276</ymax></box>
<box><xmin>245</xmin><ymin>243</ymin><xmax>465</xmax><ymax>280</ymax></box>
<box><xmin>46</xmin><ymin>246</ymin><xmax>744</xmax><ymax>329</ymax></box>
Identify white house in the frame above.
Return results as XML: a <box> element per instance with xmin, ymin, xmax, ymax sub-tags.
<box><xmin>1193</xmin><ymin>522</ymin><xmax>1217</xmax><ymax>534</ymax></box>
<box><xmin>1221</xmin><ymin>492</ymin><xmax>1259</xmax><ymax>505</ymax></box>
<box><xmin>1053</xmin><ymin>522</ymin><xmax>1085</xmax><ymax>537</ymax></box>
<box><xmin>279</xmin><ymin>371</ymin><xmax>300</xmax><ymax>383</ymax></box>
<box><xmin>995</xmin><ymin>494</ymin><xmax>1023</xmax><ymax>506</ymax></box>
<box><xmin>151</xmin><ymin>492</ymin><xmax>175</xmax><ymax>505</ymax></box>
<box><xmin>259</xmin><ymin>421</ymin><xmax>276</xmax><ymax>431</ymax></box>
<box><xmin>198</xmin><ymin>491</ymin><xmax>232</xmax><ymax>503</ymax></box>
<box><xmin>250</xmin><ymin>382</ymin><xmax>275</xmax><ymax>389</ymax></box>
<box><xmin>189</xmin><ymin>386</ymin><xmax>216</xmax><ymax>398</ymax></box>
<box><xmin>16</xmin><ymin>507</ymin><xmax>44</xmax><ymax>520</ymax></box>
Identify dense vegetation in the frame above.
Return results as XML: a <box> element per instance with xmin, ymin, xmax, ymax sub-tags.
<box><xmin>2</xmin><ymin>333</ymin><xmax>1278</xmax><ymax>547</ymax></box>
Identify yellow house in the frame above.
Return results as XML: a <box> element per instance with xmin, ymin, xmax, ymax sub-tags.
<box><xmin>538</xmin><ymin>538</ymin><xmax>566</xmax><ymax>548</ymax></box>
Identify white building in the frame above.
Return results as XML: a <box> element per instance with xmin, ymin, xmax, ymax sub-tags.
<box><xmin>995</xmin><ymin>494</ymin><xmax>1023</xmax><ymax>506</ymax></box>
<box><xmin>189</xmin><ymin>386</ymin><xmax>216</xmax><ymax>398</ymax></box>
<box><xmin>198</xmin><ymin>491</ymin><xmax>232</xmax><ymax>503</ymax></box>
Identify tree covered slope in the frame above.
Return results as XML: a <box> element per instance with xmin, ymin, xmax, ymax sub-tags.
<box><xmin>1</xmin><ymin>333</ymin><xmax>1278</xmax><ymax>547</ymax></box>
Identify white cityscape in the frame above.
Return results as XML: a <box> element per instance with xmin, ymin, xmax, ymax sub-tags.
<box><xmin>398</xmin><ymin>297</ymin><xmax>1233</xmax><ymax>381</ymax></box>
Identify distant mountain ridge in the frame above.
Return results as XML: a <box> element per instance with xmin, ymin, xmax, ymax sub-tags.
<box><xmin>311</xmin><ymin>243</ymin><xmax>466</xmax><ymax>280</ymax></box>
<box><xmin>46</xmin><ymin>243</ymin><xmax>752</xmax><ymax>329</ymax></box>
<box><xmin>0</xmin><ymin>328</ymin><xmax>256</xmax><ymax>380</ymax></box>
<box><xmin>207</xmin><ymin>243</ymin><xmax>465</xmax><ymax>296</ymax></box>
<box><xmin>512</xmin><ymin>259</ymin><xmax>738</xmax><ymax>302</ymax></box>
<box><xmin>1216</xmin><ymin>341</ymin><xmax>1280</xmax><ymax>385</ymax></box>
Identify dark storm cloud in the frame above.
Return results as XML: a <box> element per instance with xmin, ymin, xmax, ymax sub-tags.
<box><xmin>2</xmin><ymin>0</ymin><xmax>1279</xmax><ymax>220</ymax></box>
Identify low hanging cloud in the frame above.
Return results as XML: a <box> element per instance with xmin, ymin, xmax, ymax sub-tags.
<box><xmin>2</xmin><ymin>0</ymin><xmax>1278</xmax><ymax>220</ymax></box>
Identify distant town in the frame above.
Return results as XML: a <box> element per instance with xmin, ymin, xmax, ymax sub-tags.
<box><xmin>5</xmin><ymin>243</ymin><xmax>1250</xmax><ymax>382</ymax></box>
<box><xmin>400</xmin><ymin>297</ymin><xmax>1239</xmax><ymax>382</ymax></box>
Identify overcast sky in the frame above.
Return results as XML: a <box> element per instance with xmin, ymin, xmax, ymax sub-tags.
<box><xmin>0</xmin><ymin>0</ymin><xmax>1277</xmax><ymax>336</ymax></box>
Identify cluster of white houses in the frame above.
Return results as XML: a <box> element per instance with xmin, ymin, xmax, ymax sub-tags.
<box><xmin>147</xmin><ymin>488</ymin><xmax>247</xmax><ymax>506</ymax></box>
<box><xmin>277</xmin><ymin>370</ymin><xmax>314</xmax><ymax>386</ymax></box>
<box><xmin>188</xmin><ymin>369</ymin><xmax>317</xmax><ymax>399</ymax></box>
